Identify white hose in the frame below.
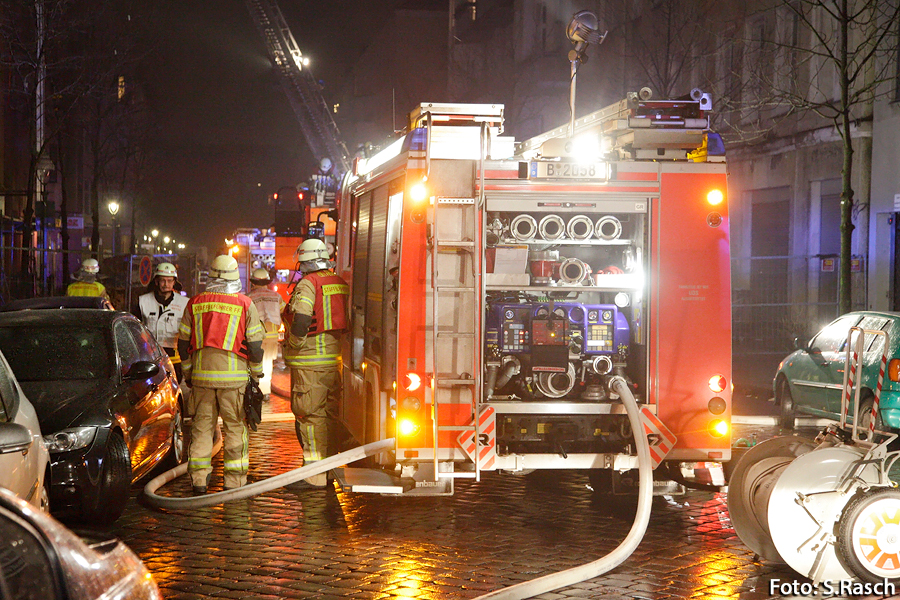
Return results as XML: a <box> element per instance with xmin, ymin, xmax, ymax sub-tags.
<box><xmin>474</xmin><ymin>376</ymin><xmax>653</xmax><ymax>600</ymax></box>
<box><xmin>143</xmin><ymin>438</ymin><xmax>395</xmax><ymax>509</ymax></box>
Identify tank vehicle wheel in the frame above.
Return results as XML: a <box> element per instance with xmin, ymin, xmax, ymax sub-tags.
<box><xmin>81</xmin><ymin>433</ymin><xmax>131</xmax><ymax>524</ymax></box>
<box><xmin>837</xmin><ymin>487</ymin><xmax>900</xmax><ymax>583</ymax></box>
<box><xmin>725</xmin><ymin>435</ymin><xmax>816</xmax><ymax>563</ymax></box>
<box><xmin>777</xmin><ymin>377</ymin><xmax>796</xmax><ymax>431</ymax></box>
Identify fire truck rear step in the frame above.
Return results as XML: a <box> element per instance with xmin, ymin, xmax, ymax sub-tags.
<box><xmin>333</xmin><ymin>463</ymin><xmax>455</xmax><ymax>496</ymax></box>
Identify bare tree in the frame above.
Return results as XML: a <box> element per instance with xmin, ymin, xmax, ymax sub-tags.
<box><xmin>603</xmin><ymin>0</ymin><xmax>726</xmax><ymax>99</ymax></box>
<box><xmin>0</xmin><ymin>0</ymin><xmax>151</xmax><ymax>294</ymax></box>
<box><xmin>0</xmin><ymin>0</ymin><xmax>88</xmax><ymax>288</ymax></box>
<box><xmin>745</xmin><ymin>0</ymin><xmax>900</xmax><ymax>312</ymax></box>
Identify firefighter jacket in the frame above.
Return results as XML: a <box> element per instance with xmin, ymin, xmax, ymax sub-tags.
<box><xmin>67</xmin><ymin>281</ymin><xmax>107</xmax><ymax>298</ymax></box>
<box><xmin>248</xmin><ymin>286</ymin><xmax>284</xmax><ymax>340</ymax></box>
<box><xmin>178</xmin><ymin>292</ymin><xmax>264</xmax><ymax>387</ymax></box>
<box><xmin>139</xmin><ymin>291</ymin><xmax>189</xmax><ymax>350</ymax></box>
<box><xmin>283</xmin><ymin>270</ymin><xmax>348</xmax><ymax>370</ymax></box>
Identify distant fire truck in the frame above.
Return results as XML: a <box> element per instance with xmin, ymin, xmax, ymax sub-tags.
<box><xmin>332</xmin><ymin>92</ymin><xmax>731</xmax><ymax>495</ymax></box>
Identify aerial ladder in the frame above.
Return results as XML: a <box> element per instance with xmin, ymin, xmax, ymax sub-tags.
<box><xmin>245</xmin><ymin>0</ymin><xmax>351</xmax><ymax>174</ymax></box>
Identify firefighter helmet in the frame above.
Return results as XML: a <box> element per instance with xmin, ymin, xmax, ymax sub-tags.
<box><xmin>154</xmin><ymin>262</ymin><xmax>177</xmax><ymax>278</ymax></box>
<box><xmin>319</xmin><ymin>157</ymin><xmax>333</xmax><ymax>173</ymax></box>
<box><xmin>209</xmin><ymin>255</ymin><xmax>240</xmax><ymax>281</ymax></box>
<box><xmin>81</xmin><ymin>258</ymin><xmax>100</xmax><ymax>274</ymax></box>
<box><xmin>250</xmin><ymin>268</ymin><xmax>270</xmax><ymax>285</ymax></box>
<box><xmin>295</xmin><ymin>239</ymin><xmax>330</xmax><ymax>273</ymax></box>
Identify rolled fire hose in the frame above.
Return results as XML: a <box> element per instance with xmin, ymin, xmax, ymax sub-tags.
<box><xmin>566</xmin><ymin>215</ymin><xmax>594</xmax><ymax>240</ymax></box>
<box><xmin>510</xmin><ymin>214</ymin><xmax>537</xmax><ymax>241</ymax></box>
<box><xmin>538</xmin><ymin>214</ymin><xmax>565</xmax><ymax>241</ymax></box>
<box><xmin>474</xmin><ymin>376</ymin><xmax>653</xmax><ymax>600</ymax></box>
<box><xmin>595</xmin><ymin>215</ymin><xmax>622</xmax><ymax>241</ymax></box>
<box><xmin>558</xmin><ymin>257</ymin><xmax>589</xmax><ymax>284</ymax></box>
<box><xmin>143</xmin><ymin>438</ymin><xmax>395</xmax><ymax>510</ymax></box>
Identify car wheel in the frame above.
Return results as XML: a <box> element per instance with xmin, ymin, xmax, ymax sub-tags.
<box><xmin>162</xmin><ymin>402</ymin><xmax>186</xmax><ymax>470</ymax></box>
<box><xmin>81</xmin><ymin>433</ymin><xmax>131</xmax><ymax>525</ymax></box>
<box><xmin>39</xmin><ymin>479</ymin><xmax>50</xmax><ymax>513</ymax></box>
<box><xmin>777</xmin><ymin>378</ymin><xmax>796</xmax><ymax>431</ymax></box>
<box><xmin>857</xmin><ymin>395</ymin><xmax>884</xmax><ymax>442</ymax></box>
<box><xmin>836</xmin><ymin>487</ymin><xmax>900</xmax><ymax>583</ymax></box>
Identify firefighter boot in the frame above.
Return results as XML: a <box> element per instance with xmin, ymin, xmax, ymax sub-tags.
<box><xmin>303</xmin><ymin>450</ymin><xmax>327</xmax><ymax>487</ymax></box>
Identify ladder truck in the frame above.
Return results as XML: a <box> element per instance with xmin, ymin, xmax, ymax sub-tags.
<box><xmin>245</xmin><ymin>0</ymin><xmax>345</xmax><ymax>278</ymax></box>
<box><xmin>244</xmin><ymin>0</ymin><xmax>350</xmax><ymax>174</ymax></box>
<box><xmin>332</xmin><ymin>92</ymin><xmax>732</xmax><ymax>496</ymax></box>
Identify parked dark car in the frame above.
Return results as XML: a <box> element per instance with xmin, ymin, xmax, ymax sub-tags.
<box><xmin>0</xmin><ymin>296</ymin><xmax>114</xmax><ymax>312</ymax></box>
<box><xmin>775</xmin><ymin>311</ymin><xmax>900</xmax><ymax>434</ymax></box>
<box><xmin>0</xmin><ymin>486</ymin><xmax>162</xmax><ymax>600</ymax></box>
<box><xmin>0</xmin><ymin>310</ymin><xmax>184</xmax><ymax>523</ymax></box>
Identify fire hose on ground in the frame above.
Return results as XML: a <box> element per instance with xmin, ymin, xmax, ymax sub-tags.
<box><xmin>143</xmin><ymin>377</ymin><xmax>653</xmax><ymax>599</ymax></box>
<box><xmin>143</xmin><ymin>438</ymin><xmax>395</xmax><ymax>510</ymax></box>
<box><xmin>474</xmin><ymin>376</ymin><xmax>654</xmax><ymax>600</ymax></box>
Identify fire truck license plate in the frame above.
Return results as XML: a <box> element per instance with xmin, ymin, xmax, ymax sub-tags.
<box><xmin>530</xmin><ymin>161</ymin><xmax>608</xmax><ymax>180</ymax></box>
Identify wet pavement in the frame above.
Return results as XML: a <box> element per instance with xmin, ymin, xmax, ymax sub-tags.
<box><xmin>64</xmin><ymin>366</ymin><xmax>888</xmax><ymax>600</ymax></box>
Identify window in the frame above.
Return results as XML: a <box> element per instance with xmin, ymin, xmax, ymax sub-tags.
<box><xmin>0</xmin><ymin>505</ymin><xmax>61</xmax><ymax>600</ymax></box>
<box><xmin>127</xmin><ymin>321</ymin><xmax>161</xmax><ymax>362</ymax></box>
<box><xmin>0</xmin><ymin>326</ymin><xmax>111</xmax><ymax>381</ymax></box>
<box><xmin>114</xmin><ymin>322</ymin><xmax>142</xmax><ymax>374</ymax></box>
<box><xmin>856</xmin><ymin>316</ymin><xmax>891</xmax><ymax>354</ymax></box>
<box><xmin>810</xmin><ymin>314</ymin><xmax>862</xmax><ymax>353</ymax></box>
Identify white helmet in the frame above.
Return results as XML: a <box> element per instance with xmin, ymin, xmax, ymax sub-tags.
<box><xmin>319</xmin><ymin>157</ymin><xmax>333</xmax><ymax>172</ymax></box>
<box><xmin>154</xmin><ymin>262</ymin><xmax>177</xmax><ymax>278</ymax></box>
<box><xmin>295</xmin><ymin>239</ymin><xmax>329</xmax><ymax>262</ymax></box>
<box><xmin>250</xmin><ymin>268</ymin><xmax>270</xmax><ymax>284</ymax></box>
<box><xmin>209</xmin><ymin>255</ymin><xmax>240</xmax><ymax>281</ymax></box>
<box><xmin>81</xmin><ymin>258</ymin><xmax>99</xmax><ymax>274</ymax></box>
<box><xmin>295</xmin><ymin>239</ymin><xmax>330</xmax><ymax>273</ymax></box>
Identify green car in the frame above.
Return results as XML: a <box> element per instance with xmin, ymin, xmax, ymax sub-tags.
<box><xmin>775</xmin><ymin>311</ymin><xmax>900</xmax><ymax>433</ymax></box>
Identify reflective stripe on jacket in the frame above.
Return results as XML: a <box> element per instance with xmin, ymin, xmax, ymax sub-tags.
<box><xmin>304</xmin><ymin>271</ymin><xmax>349</xmax><ymax>335</ymax></box>
<box><xmin>67</xmin><ymin>281</ymin><xmax>106</xmax><ymax>297</ymax></box>
<box><xmin>181</xmin><ymin>293</ymin><xmax>259</xmax><ymax>356</ymax></box>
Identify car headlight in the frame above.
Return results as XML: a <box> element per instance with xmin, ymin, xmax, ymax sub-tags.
<box><xmin>44</xmin><ymin>427</ymin><xmax>97</xmax><ymax>453</ymax></box>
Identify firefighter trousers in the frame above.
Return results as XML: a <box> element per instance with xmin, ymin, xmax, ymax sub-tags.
<box><xmin>188</xmin><ymin>385</ymin><xmax>249</xmax><ymax>489</ymax></box>
<box><xmin>290</xmin><ymin>366</ymin><xmax>340</xmax><ymax>486</ymax></box>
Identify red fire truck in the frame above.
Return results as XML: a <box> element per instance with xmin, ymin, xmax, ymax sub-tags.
<box><xmin>333</xmin><ymin>93</ymin><xmax>731</xmax><ymax>495</ymax></box>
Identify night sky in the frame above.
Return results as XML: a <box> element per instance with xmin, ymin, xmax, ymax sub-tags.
<box><xmin>138</xmin><ymin>0</ymin><xmax>401</xmax><ymax>254</ymax></box>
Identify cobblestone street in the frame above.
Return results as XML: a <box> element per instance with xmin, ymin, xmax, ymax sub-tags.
<box><xmin>56</xmin><ymin>369</ymin><xmax>857</xmax><ymax>600</ymax></box>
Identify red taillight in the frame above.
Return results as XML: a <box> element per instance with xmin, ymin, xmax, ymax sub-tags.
<box><xmin>708</xmin><ymin>375</ymin><xmax>727</xmax><ymax>393</ymax></box>
<box><xmin>890</xmin><ymin>359</ymin><xmax>900</xmax><ymax>382</ymax></box>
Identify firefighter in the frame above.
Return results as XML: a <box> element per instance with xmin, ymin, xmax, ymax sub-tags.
<box><xmin>66</xmin><ymin>258</ymin><xmax>110</xmax><ymax>301</ymax></box>
<box><xmin>137</xmin><ymin>262</ymin><xmax>189</xmax><ymax>382</ymax></box>
<box><xmin>177</xmin><ymin>255</ymin><xmax>264</xmax><ymax>494</ymax></box>
<box><xmin>283</xmin><ymin>238</ymin><xmax>349</xmax><ymax>487</ymax></box>
<box><xmin>247</xmin><ymin>267</ymin><xmax>284</xmax><ymax>399</ymax></box>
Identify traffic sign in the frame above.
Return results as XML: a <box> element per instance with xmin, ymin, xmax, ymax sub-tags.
<box><xmin>639</xmin><ymin>407</ymin><xmax>677</xmax><ymax>469</ymax></box>
<box><xmin>139</xmin><ymin>256</ymin><xmax>153</xmax><ymax>286</ymax></box>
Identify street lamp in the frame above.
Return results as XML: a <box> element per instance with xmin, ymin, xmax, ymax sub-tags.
<box><xmin>108</xmin><ymin>201</ymin><xmax>120</xmax><ymax>255</ymax></box>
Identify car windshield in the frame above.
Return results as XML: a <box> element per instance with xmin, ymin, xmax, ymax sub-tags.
<box><xmin>0</xmin><ymin>326</ymin><xmax>111</xmax><ymax>381</ymax></box>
